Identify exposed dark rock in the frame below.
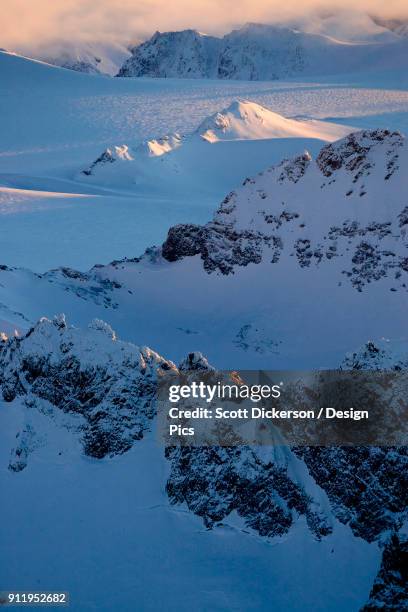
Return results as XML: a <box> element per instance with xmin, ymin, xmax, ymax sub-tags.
<box><xmin>0</xmin><ymin>316</ymin><xmax>177</xmax><ymax>461</ymax></box>
<box><xmin>165</xmin><ymin>445</ymin><xmax>332</xmax><ymax>539</ymax></box>
<box><xmin>362</xmin><ymin>533</ymin><xmax>408</xmax><ymax>611</ymax></box>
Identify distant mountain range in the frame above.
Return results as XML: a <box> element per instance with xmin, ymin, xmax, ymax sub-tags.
<box><xmin>10</xmin><ymin>12</ymin><xmax>408</xmax><ymax>79</ymax></box>
<box><xmin>117</xmin><ymin>22</ymin><xmax>408</xmax><ymax>80</ymax></box>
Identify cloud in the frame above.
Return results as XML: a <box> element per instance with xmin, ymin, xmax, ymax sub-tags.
<box><xmin>2</xmin><ymin>0</ymin><xmax>408</xmax><ymax>53</ymax></box>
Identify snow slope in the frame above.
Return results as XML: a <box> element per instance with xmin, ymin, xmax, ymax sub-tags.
<box><xmin>0</xmin><ymin>399</ymin><xmax>380</xmax><ymax>611</ymax></box>
<box><xmin>20</xmin><ymin>40</ymin><xmax>132</xmax><ymax>75</ymax></box>
<box><xmin>7</xmin><ymin>48</ymin><xmax>396</xmax><ymax>270</ymax></box>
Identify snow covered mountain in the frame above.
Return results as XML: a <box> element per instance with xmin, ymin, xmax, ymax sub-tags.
<box><xmin>79</xmin><ymin>100</ymin><xmax>353</xmax><ymax>194</ymax></box>
<box><xmin>160</xmin><ymin>128</ymin><xmax>407</xmax><ymax>281</ymax></box>
<box><xmin>0</xmin><ymin>315</ymin><xmax>177</xmax><ymax>465</ymax></box>
<box><xmin>1</xmin><ymin>32</ymin><xmax>408</xmax><ymax>611</ymax></box>
<box><xmin>117</xmin><ymin>22</ymin><xmax>408</xmax><ymax>80</ymax></box>
<box><xmin>195</xmin><ymin>100</ymin><xmax>350</xmax><ymax>143</ymax></box>
<box><xmin>117</xmin><ymin>29</ymin><xmax>220</xmax><ymax>78</ymax></box>
<box><xmin>2</xmin><ymin>47</ymin><xmax>408</xmax><ymax>272</ymax></box>
<box><xmin>0</xmin><ymin>315</ymin><xmax>406</xmax><ymax>610</ymax></box>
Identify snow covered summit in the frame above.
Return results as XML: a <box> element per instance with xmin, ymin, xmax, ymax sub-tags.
<box><xmin>162</xmin><ymin>128</ymin><xmax>408</xmax><ymax>287</ymax></box>
<box><xmin>0</xmin><ymin>315</ymin><xmax>177</xmax><ymax>462</ymax></box>
<box><xmin>117</xmin><ymin>29</ymin><xmax>220</xmax><ymax>78</ymax></box>
<box><xmin>197</xmin><ymin>100</ymin><xmax>351</xmax><ymax>143</ymax></box>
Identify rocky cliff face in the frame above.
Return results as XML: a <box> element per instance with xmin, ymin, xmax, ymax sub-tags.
<box><xmin>165</xmin><ymin>338</ymin><xmax>408</xmax><ymax>541</ymax></box>
<box><xmin>166</xmin><ymin>444</ymin><xmax>332</xmax><ymax>539</ymax></box>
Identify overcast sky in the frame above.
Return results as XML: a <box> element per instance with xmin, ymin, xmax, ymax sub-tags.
<box><xmin>2</xmin><ymin>0</ymin><xmax>408</xmax><ymax>52</ymax></box>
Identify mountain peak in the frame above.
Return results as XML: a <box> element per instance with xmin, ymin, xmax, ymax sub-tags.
<box><xmin>161</xmin><ymin>128</ymin><xmax>408</xmax><ymax>286</ymax></box>
<box><xmin>117</xmin><ymin>28</ymin><xmax>220</xmax><ymax>78</ymax></box>
<box><xmin>197</xmin><ymin>99</ymin><xmax>279</xmax><ymax>142</ymax></box>
<box><xmin>197</xmin><ymin>99</ymin><xmax>351</xmax><ymax>143</ymax></box>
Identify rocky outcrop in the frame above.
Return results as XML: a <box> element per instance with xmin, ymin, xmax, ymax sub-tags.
<box><xmin>166</xmin><ymin>445</ymin><xmax>332</xmax><ymax>539</ymax></box>
<box><xmin>82</xmin><ymin>149</ymin><xmax>116</xmax><ymax>176</ymax></box>
<box><xmin>165</xmin><ymin>338</ymin><xmax>408</xmax><ymax>563</ymax></box>
<box><xmin>0</xmin><ymin>315</ymin><xmax>176</xmax><ymax>460</ymax></box>
<box><xmin>161</xmin><ymin>222</ymin><xmax>280</xmax><ymax>274</ymax></box>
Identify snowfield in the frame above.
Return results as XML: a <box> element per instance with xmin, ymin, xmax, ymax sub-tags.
<box><xmin>1</xmin><ymin>49</ymin><xmax>408</xmax><ymax>270</ymax></box>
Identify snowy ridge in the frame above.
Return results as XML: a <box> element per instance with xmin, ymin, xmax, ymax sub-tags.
<box><xmin>196</xmin><ymin>100</ymin><xmax>350</xmax><ymax>143</ymax></box>
<box><xmin>161</xmin><ymin>129</ymin><xmax>408</xmax><ymax>290</ymax></box>
<box><xmin>79</xmin><ymin>100</ymin><xmax>352</xmax><ymax>187</ymax></box>
<box><xmin>0</xmin><ymin>315</ymin><xmax>176</xmax><ymax>461</ymax></box>
<box><xmin>81</xmin><ymin>133</ymin><xmax>183</xmax><ymax>178</ymax></box>
<box><xmin>117</xmin><ymin>22</ymin><xmax>408</xmax><ymax>80</ymax></box>
<box><xmin>0</xmin><ymin>128</ymin><xmax>406</xmax><ymax>370</ymax></box>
